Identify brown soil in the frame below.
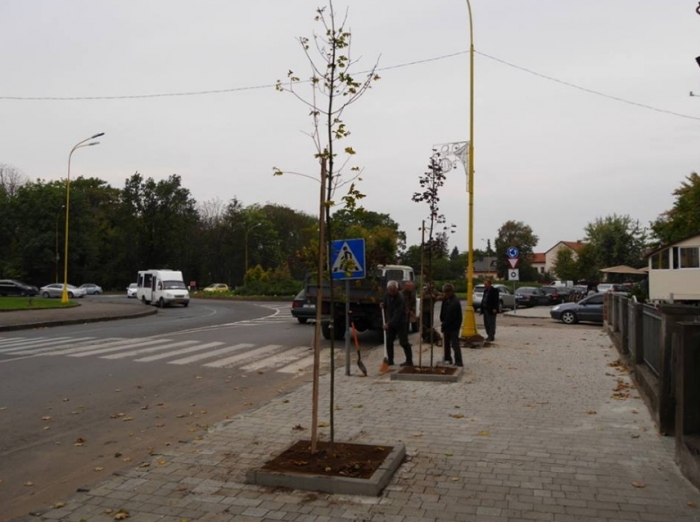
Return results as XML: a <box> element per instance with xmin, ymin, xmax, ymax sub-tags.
<box><xmin>262</xmin><ymin>440</ymin><xmax>393</xmax><ymax>479</ymax></box>
<box><xmin>398</xmin><ymin>365</ymin><xmax>458</xmax><ymax>375</ymax></box>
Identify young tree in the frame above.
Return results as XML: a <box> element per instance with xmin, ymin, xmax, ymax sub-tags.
<box><xmin>274</xmin><ymin>1</ymin><xmax>379</xmax><ymax>452</ymax></box>
<box><xmin>494</xmin><ymin>221</ymin><xmax>539</xmax><ymax>279</ymax></box>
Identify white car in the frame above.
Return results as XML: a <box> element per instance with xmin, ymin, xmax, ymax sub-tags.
<box><xmin>126</xmin><ymin>283</ymin><xmax>138</xmax><ymax>298</ymax></box>
<box><xmin>40</xmin><ymin>283</ymin><xmax>87</xmax><ymax>299</ymax></box>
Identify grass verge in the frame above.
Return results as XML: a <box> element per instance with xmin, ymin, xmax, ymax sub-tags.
<box><xmin>0</xmin><ymin>297</ymin><xmax>79</xmax><ymax>311</ymax></box>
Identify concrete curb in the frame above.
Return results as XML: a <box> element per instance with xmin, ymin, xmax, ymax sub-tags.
<box><xmin>390</xmin><ymin>366</ymin><xmax>463</xmax><ymax>382</ymax></box>
<box><xmin>0</xmin><ymin>307</ymin><xmax>158</xmax><ymax>332</ymax></box>
<box><xmin>246</xmin><ymin>442</ymin><xmax>406</xmax><ymax>496</ymax></box>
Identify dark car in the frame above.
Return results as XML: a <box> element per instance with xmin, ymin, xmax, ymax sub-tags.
<box><xmin>550</xmin><ymin>293</ymin><xmax>605</xmax><ymax>324</ymax></box>
<box><xmin>540</xmin><ymin>286</ymin><xmax>564</xmax><ymax>305</ymax></box>
<box><xmin>514</xmin><ymin>286</ymin><xmax>549</xmax><ymax>307</ymax></box>
<box><xmin>0</xmin><ymin>279</ymin><xmax>39</xmax><ymax>297</ymax></box>
<box><xmin>291</xmin><ymin>289</ymin><xmax>316</xmax><ymax>324</ymax></box>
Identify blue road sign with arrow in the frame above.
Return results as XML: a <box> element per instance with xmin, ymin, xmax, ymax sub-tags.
<box><xmin>507</xmin><ymin>246</ymin><xmax>520</xmax><ymax>259</ymax></box>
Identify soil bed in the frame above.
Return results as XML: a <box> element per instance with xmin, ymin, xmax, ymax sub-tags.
<box><xmin>262</xmin><ymin>440</ymin><xmax>393</xmax><ymax>479</ymax></box>
<box><xmin>399</xmin><ymin>366</ymin><xmax>457</xmax><ymax>375</ymax></box>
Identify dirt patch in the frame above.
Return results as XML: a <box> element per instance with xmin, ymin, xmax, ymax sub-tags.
<box><xmin>262</xmin><ymin>440</ymin><xmax>393</xmax><ymax>479</ymax></box>
<box><xmin>398</xmin><ymin>366</ymin><xmax>458</xmax><ymax>375</ymax></box>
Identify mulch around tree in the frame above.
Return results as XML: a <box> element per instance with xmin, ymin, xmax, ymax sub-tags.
<box><xmin>262</xmin><ymin>440</ymin><xmax>393</xmax><ymax>479</ymax></box>
<box><xmin>398</xmin><ymin>365</ymin><xmax>458</xmax><ymax>375</ymax></box>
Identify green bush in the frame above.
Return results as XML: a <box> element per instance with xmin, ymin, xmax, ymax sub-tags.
<box><xmin>234</xmin><ymin>279</ymin><xmax>302</xmax><ymax>297</ymax></box>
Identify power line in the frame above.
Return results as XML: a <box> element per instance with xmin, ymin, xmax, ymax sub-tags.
<box><xmin>475</xmin><ymin>51</ymin><xmax>700</xmax><ymax>122</ymax></box>
<box><xmin>1</xmin><ymin>48</ymin><xmax>698</xmax><ymax>123</ymax></box>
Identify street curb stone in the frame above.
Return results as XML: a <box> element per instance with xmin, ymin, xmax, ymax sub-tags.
<box><xmin>390</xmin><ymin>367</ymin><xmax>462</xmax><ymax>383</ymax></box>
<box><xmin>246</xmin><ymin>443</ymin><xmax>406</xmax><ymax>496</ymax></box>
<box><xmin>0</xmin><ymin>306</ymin><xmax>157</xmax><ymax>332</ymax></box>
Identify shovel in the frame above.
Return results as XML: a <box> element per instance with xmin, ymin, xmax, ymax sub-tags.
<box><xmin>350</xmin><ymin>318</ymin><xmax>367</xmax><ymax>376</ymax></box>
<box><xmin>380</xmin><ymin>307</ymin><xmax>390</xmax><ymax>373</ymax></box>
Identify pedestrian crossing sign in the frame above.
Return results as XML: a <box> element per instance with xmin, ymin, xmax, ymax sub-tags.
<box><xmin>330</xmin><ymin>238</ymin><xmax>366</xmax><ymax>280</ymax></box>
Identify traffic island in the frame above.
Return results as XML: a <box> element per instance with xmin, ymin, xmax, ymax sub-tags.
<box><xmin>246</xmin><ymin>440</ymin><xmax>405</xmax><ymax>496</ymax></box>
<box><xmin>390</xmin><ymin>365</ymin><xmax>462</xmax><ymax>382</ymax></box>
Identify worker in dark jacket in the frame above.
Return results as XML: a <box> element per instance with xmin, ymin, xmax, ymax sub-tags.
<box><xmin>381</xmin><ymin>280</ymin><xmax>413</xmax><ymax>366</ymax></box>
<box><xmin>440</xmin><ymin>283</ymin><xmax>463</xmax><ymax>366</ymax></box>
<box><xmin>480</xmin><ymin>279</ymin><xmax>500</xmax><ymax>342</ymax></box>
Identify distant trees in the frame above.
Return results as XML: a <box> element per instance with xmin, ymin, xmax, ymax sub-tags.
<box><xmin>494</xmin><ymin>220</ymin><xmax>539</xmax><ymax>280</ymax></box>
<box><xmin>652</xmin><ymin>172</ymin><xmax>700</xmax><ymax>246</ymax></box>
<box><xmin>584</xmin><ymin>214</ymin><xmax>646</xmax><ymax>271</ymax></box>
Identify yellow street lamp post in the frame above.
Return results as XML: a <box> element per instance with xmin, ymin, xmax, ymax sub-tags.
<box><xmin>460</xmin><ymin>0</ymin><xmax>480</xmax><ymax>340</ymax></box>
<box><xmin>55</xmin><ymin>205</ymin><xmax>65</xmax><ymax>283</ymax></box>
<box><xmin>61</xmin><ymin>133</ymin><xmax>104</xmax><ymax>303</ymax></box>
<box><xmin>244</xmin><ymin>222</ymin><xmax>262</xmax><ymax>283</ymax></box>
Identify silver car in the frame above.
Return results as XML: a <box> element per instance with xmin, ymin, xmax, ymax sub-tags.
<box><xmin>79</xmin><ymin>283</ymin><xmax>103</xmax><ymax>295</ymax></box>
<box><xmin>126</xmin><ymin>283</ymin><xmax>138</xmax><ymax>298</ymax></box>
<box><xmin>40</xmin><ymin>283</ymin><xmax>87</xmax><ymax>299</ymax></box>
<box><xmin>472</xmin><ymin>284</ymin><xmax>518</xmax><ymax>312</ymax></box>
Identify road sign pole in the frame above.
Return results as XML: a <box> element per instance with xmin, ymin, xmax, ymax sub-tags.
<box><xmin>345</xmin><ymin>279</ymin><xmax>350</xmax><ymax>376</ymax></box>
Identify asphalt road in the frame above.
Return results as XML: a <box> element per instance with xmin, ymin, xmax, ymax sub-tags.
<box><xmin>0</xmin><ymin>296</ymin><xmax>363</xmax><ymax>521</ymax></box>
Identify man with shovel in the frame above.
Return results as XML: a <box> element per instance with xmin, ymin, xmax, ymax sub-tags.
<box><xmin>381</xmin><ymin>280</ymin><xmax>413</xmax><ymax>367</ymax></box>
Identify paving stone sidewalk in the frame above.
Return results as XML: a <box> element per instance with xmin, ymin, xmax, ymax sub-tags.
<box><xmin>17</xmin><ymin>324</ymin><xmax>700</xmax><ymax>522</ymax></box>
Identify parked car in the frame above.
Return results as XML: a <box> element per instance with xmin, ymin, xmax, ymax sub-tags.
<box><xmin>291</xmin><ymin>289</ymin><xmax>316</xmax><ymax>324</ymax></box>
<box><xmin>79</xmin><ymin>283</ymin><xmax>103</xmax><ymax>295</ymax></box>
<box><xmin>127</xmin><ymin>283</ymin><xmax>138</xmax><ymax>298</ymax></box>
<box><xmin>514</xmin><ymin>286</ymin><xmax>549</xmax><ymax>307</ymax></box>
<box><xmin>596</xmin><ymin>283</ymin><xmax>627</xmax><ymax>293</ymax></box>
<box><xmin>203</xmin><ymin>283</ymin><xmax>230</xmax><ymax>293</ymax></box>
<box><xmin>472</xmin><ymin>284</ymin><xmax>517</xmax><ymax>312</ymax></box>
<box><xmin>550</xmin><ymin>293</ymin><xmax>605</xmax><ymax>324</ymax></box>
<box><xmin>0</xmin><ymin>279</ymin><xmax>39</xmax><ymax>297</ymax></box>
<box><xmin>40</xmin><ymin>283</ymin><xmax>87</xmax><ymax>299</ymax></box>
<box><xmin>540</xmin><ymin>286</ymin><xmax>564</xmax><ymax>305</ymax></box>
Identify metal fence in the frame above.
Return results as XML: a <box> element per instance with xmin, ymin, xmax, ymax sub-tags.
<box><xmin>641</xmin><ymin>305</ymin><xmax>662</xmax><ymax>376</ymax></box>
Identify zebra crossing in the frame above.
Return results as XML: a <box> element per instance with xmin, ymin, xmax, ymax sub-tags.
<box><xmin>0</xmin><ymin>334</ymin><xmax>337</xmax><ymax>375</ymax></box>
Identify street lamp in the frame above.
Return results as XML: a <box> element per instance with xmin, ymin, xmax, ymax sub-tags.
<box><xmin>460</xmin><ymin>0</ymin><xmax>480</xmax><ymax>341</ymax></box>
<box><xmin>244</xmin><ymin>222</ymin><xmax>262</xmax><ymax>283</ymax></box>
<box><xmin>55</xmin><ymin>205</ymin><xmax>65</xmax><ymax>283</ymax></box>
<box><xmin>61</xmin><ymin>132</ymin><xmax>104</xmax><ymax>303</ymax></box>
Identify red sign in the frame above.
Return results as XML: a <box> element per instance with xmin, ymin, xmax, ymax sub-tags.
<box><xmin>508</xmin><ymin>258</ymin><xmax>519</xmax><ymax>269</ymax></box>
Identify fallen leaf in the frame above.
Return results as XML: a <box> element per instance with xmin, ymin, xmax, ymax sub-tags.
<box><xmin>114</xmin><ymin>509</ymin><xmax>130</xmax><ymax>520</ymax></box>
<box><xmin>122</xmin><ymin>457</ymin><xmax>132</xmax><ymax>462</ymax></box>
<box><xmin>114</xmin><ymin>389</ymin><xmax>121</xmax><ymax>393</ymax></box>
<box><xmin>122</xmin><ymin>417</ymin><xmax>133</xmax><ymax>422</ymax></box>
<box><xmin>444</xmin><ymin>452</ymin><xmax>453</xmax><ymax>457</ymax></box>
<box><xmin>157</xmin><ymin>459</ymin><xmax>167</xmax><ymax>466</ymax></box>
<box><xmin>688</xmin><ymin>501</ymin><xmax>697</xmax><ymax>508</ymax></box>
<box><xmin>43</xmin><ymin>426</ymin><xmax>51</xmax><ymax>430</ymax></box>
<box><xmin>54</xmin><ymin>501</ymin><xmax>66</xmax><ymax>508</ymax></box>
<box><xmin>450</xmin><ymin>414</ymin><xmax>465</xmax><ymax>419</ymax></box>
<box><xmin>478</xmin><ymin>431</ymin><xmax>490</xmax><ymax>437</ymax></box>
<box><xmin>450</xmin><ymin>477</ymin><xmax>459</xmax><ymax>481</ymax></box>
<box><xmin>632</xmin><ymin>481</ymin><xmax>646</xmax><ymax>488</ymax></box>
<box><xmin>292</xmin><ymin>424</ymin><xmax>306</xmax><ymax>431</ymax></box>
<box><xmin>155</xmin><ymin>423</ymin><xmax>165</xmax><ymax>428</ymax></box>
<box><xmin>586</xmin><ymin>410</ymin><xmax>597</xmax><ymax>415</ymax></box>
<box><xmin>94</xmin><ymin>466</ymin><xmax>104</xmax><ymax>471</ymax></box>
<box><xmin>41</xmin><ymin>416</ymin><xmax>52</xmax><ymax>421</ymax></box>
<box><xmin>24</xmin><ymin>481</ymin><xmax>34</xmax><ymax>487</ymax></box>
<box><xmin>353</xmin><ymin>404</ymin><xmax>363</xmax><ymax>409</ymax></box>
<box><xmin>139</xmin><ymin>463</ymin><xmax>150</xmax><ymax>468</ymax></box>
<box><xmin>140</xmin><ymin>405</ymin><xmax>149</xmax><ymax>410</ymax></box>
<box><xmin>199</xmin><ymin>410</ymin><xmax>207</xmax><ymax>414</ymax></box>
<box><xmin>196</xmin><ymin>376</ymin><xmax>202</xmax><ymax>380</ymax></box>
<box><xmin>318</xmin><ymin>422</ymin><xmax>329</xmax><ymax>428</ymax></box>
<box><xmin>62</xmin><ymin>398</ymin><xmax>70</xmax><ymax>402</ymax></box>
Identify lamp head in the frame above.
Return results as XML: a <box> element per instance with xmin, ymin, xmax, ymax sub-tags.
<box><xmin>91</xmin><ymin>132</ymin><xmax>105</xmax><ymax>139</ymax></box>
<box><xmin>87</xmin><ymin>141</ymin><xmax>100</xmax><ymax>146</ymax></box>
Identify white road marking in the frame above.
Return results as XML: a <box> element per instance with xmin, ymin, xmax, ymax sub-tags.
<box><xmin>135</xmin><ymin>342</ymin><xmax>224</xmax><ymax>362</ymax></box>
<box><xmin>168</xmin><ymin>343</ymin><xmax>254</xmax><ymax>365</ymax></box>
<box><xmin>276</xmin><ymin>351</ymin><xmax>333</xmax><ymax>374</ymax></box>
<box><xmin>8</xmin><ymin>338</ymin><xmax>119</xmax><ymax>355</ymax></box>
<box><xmin>240</xmin><ymin>346</ymin><xmax>310</xmax><ymax>372</ymax></box>
<box><xmin>0</xmin><ymin>337</ymin><xmax>74</xmax><ymax>352</ymax></box>
<box><xmin>101</xmin><ymin>340</ymin><xmax>200</xmax><ymax>359</ymax></box>
<box><xmin>203</xmin><ymin>344</ymin><xmax>283</xmax><ymax>368</ymax></box>
<box><xmin>68</xmin><ymin>339</ymin><xmax>172</xmax><ymax>357</ymax></box>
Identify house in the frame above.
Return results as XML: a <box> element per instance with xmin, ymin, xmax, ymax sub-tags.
<box><xmin>472</xmin><ymin>256</ymin><xmax>498</xmax><ymax>279</ymax></box>
<box><xmin>531</xmin><ymin>252</ymin><xmax>546</xmax><ymax>275</ymax></box>
<box><xmin>646</xmin><ymin>233</ymin><xmax>700</xmax><ymax>302</ymax></box>
<box><xmin>545</xmin><ymin>241</ymin><xmax>586</xmax><ymax>275</ymax></box>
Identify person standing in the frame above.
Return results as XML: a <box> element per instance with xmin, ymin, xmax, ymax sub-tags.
<box><xmin>381</xmin><ymin>280</ymin><xmax>413</xmax><ymax>366</ymax></box>
<box><xmin>480</xmin><ymin>279</ymin><xmax>499</xmax><ymax>342</ymax></box>
<box><xmin>440</xmin><ymin>283</ymin><xmax>463</xmax><ymax>366</ymax></box>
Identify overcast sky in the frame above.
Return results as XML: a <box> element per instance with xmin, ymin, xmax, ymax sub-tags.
<box><xmin>1</xmin><ymin>1</ymin><xmax>698</xmax><ymax>254</ymax></box>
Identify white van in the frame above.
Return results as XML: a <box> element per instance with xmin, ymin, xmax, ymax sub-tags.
<box><xmin>136</xmin><ymin>269</ymin><xmax>190</xmax><ymax>307</ymax></box>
